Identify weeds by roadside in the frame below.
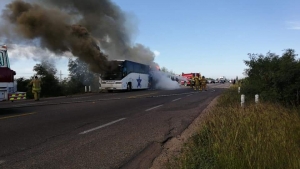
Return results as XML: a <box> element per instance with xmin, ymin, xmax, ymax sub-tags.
<box><xmin>167</xmin><ymin>86</ymin><xmax>300</xmax><ymax>169</ymax></box>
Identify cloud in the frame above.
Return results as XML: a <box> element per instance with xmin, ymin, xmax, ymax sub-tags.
<box><xmin>286</xmin><ymin>21</ymin><xmax>300</xmax><ymax>30</ymax></box>
<box><xmin>153</xmin><ymin>50</ymin><xmax>161</xmax><ymax>57</ymax></box>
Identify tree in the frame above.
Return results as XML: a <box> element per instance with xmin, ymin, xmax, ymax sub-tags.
<box><xmin>68</xmin><ymin>58</ymin><xmax>100</xmax><ymax>93</ymax></box>
<box><xmin>33</xmin><ymin>61</ymin><xmax>62</xmax><ymax>97</ymax></box>
<box><xmin>243</xmin><ymin>49</ymin><xmax>300</xmax><ymax>106</ymax></box>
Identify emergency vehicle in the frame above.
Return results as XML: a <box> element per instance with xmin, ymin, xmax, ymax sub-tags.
<box><xmin>180</xmin><ymin>72</ymin><xmax>200</xmax><ymax>86</ymax></box>
<box><xmin>0</xmin><ymin>45</ymin><xmax>26</xmax><ymax>101</ymax></box>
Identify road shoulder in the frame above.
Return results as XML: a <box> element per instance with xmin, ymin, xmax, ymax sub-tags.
<box><xmin>150</xmin><ymin>95</ymin><xmax>220</xmax><ymax>169</ymax></box>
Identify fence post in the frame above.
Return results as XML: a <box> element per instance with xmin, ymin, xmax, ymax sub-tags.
<box><xmin>241</xmin><ymin>94</ymin><xmax>245</xmax><ymax>107</ymax></box>
<box><xmin>255</xmin><ymin>94</ymin><xmax>259</xmax><ymax>103</ymax></box>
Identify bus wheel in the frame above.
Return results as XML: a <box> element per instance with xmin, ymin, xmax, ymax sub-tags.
<box><xmin>108</xmin><ymin>90</ymin><xmax>113</xmax><ymax>93</ymax></box>
<box><xmin>127</xmin><ymin>83</ymin><xmax>132</xmax><ymax>91</ymax></box>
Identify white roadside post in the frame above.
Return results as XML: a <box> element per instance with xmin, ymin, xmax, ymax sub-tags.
<box><xmin>85</xmin><ymin>86</ymin><xmax>87</xmax><ymax>93</ymax></box>
<box><xmin>255</xmin><ymin>94</ymin><xmax>259</xmax><ymax>104</ymax></box>
<box><xmin>241</xmin><ymin>94</ymin><xmax>245</xmax><ymax>107</ymax></box>
<box><xmin>89</xmin><ymin>86</ymin><xmax>91</xmax><ymax>93</ymax></box>
<box><xmin>238</xmin><ymin>87</ymin><xmax>240</xmax><ymax>94</ymax></box>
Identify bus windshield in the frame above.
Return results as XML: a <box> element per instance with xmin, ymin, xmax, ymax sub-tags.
<box><xmin>102</xmin><ymin>61</ymin><xmax>124</xmax><ymax>80</ymax></box>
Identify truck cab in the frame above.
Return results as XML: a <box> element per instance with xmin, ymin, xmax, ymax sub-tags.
<box><xmin>0</xmin><ymin>45</ymin><xmax>15</xmax><ymax>82</ymax></box>
<box><xmin>0</xmin><ymin>45</ymin><xmax>26</xmax><ymax>101</ymax></box>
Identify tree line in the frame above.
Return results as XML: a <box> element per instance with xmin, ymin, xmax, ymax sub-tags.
<box><xmin>17</xmin><ymin>58</ymin><xmax>100</xmax><ymax>99</ymax></box>
<box><xmin>242</xmin><ymin>49</ymin><xmax>300</xmax><ymax>106</ymax></box>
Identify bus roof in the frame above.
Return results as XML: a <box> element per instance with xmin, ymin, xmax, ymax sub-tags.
<box><xmin>109</xmin><ymin>59</ymin><xmax>150</xmax><ymax>66</ymax></box>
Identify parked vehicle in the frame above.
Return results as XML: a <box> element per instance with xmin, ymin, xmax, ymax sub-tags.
<box><xmin>0</xmin><ymin>45</ymin><xmax>26</xmax><ymax>101</ymax></box>
<box><xmin>180</xmin><ymin>72</ymin><xmax>200</xmax><ymax>86</ymax></box>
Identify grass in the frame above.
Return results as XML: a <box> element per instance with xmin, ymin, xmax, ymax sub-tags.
<box><xmin>167</xmin><ymin>86</ymin><xmax>300</xmax><ymax>169</ymax></box>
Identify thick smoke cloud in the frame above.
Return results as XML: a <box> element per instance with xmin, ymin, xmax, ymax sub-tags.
<box><xmin>0</xmin><ymin>0</ymin><xmax>155</xmax><ymax>73</ymax></box>
<box><xmin>150</xmin><ymin>70</ymin><xmax>181</xmax><ymax>90</ymax></box>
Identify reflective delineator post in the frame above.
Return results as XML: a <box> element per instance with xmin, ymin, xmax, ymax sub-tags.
<box><xmin>241</xmin><ymin>94</ymin><xmax>245</xmax><ymax>107</ymax></box>
<box><xmin>255</xmin><ymin>94</ymin><xmax>259</xmax><ymax>103</ymax></box>
<box><xmin>85</xmin><ymin>86</ymin><xmax>87</xmax><ymax>93</ymax></box>
<box><xmin>238</xmin><ymin>87</ymin><xmax>240</xmax><ymax>94</ymax></box>
<box><xmin>89</xmin><ymin>86</ymin><xmax>91</xmax><ymax>92</ymax></box>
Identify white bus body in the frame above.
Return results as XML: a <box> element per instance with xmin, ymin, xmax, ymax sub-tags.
<box><xmin>100</xmin><ymin>60</ymin><xmax>149</xmax><ymax>91</ymax></box>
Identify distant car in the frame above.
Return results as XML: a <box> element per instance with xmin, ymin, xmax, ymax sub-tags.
<box><xmin>211</xmin><ymin>79</ymin><xmax>215</xmax><ymax>83</ymax></box>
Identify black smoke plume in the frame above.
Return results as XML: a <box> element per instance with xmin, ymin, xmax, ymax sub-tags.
<box><xmin>0</xmin><ymin>0</ymin><xmax>155</xmax><ymax>73</ymax></box>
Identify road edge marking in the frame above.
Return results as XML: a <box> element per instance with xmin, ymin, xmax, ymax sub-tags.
<box><xmin>172</xmin><ymin>98</ymin><xmax>182</xmax><ymax>102</ymax></box>
<box><xmin>79</xmin><ymin>118</ymin><xmax>126</xmax><ymax>135</ymax></box>
<box><xmin>145</xmin><ymin>105</ymin><xmax>163</xmax><ymax>112</ymax></box>
<box><xmin>0</xmin><ymin>112</ymin><xmax>36</xmax><ymax>120</ymax></box>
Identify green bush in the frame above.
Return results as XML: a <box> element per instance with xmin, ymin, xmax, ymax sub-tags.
<box><xmin>242</xmin><ymin>49</ymin><xmax>300</xmax><ymax>106</ymax></box>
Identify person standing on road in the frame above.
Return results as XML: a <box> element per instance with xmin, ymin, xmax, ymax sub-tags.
<box><xmin>195</xmin><ymin>73</ymin><xmax>201</xmax><ymax>91</ymax></box>
<box><xmin>190</xmin><ymin>74</ymin><xmax>195</xmax><ymax>89</ymax></box>
<box><xmin>198</xmin><ymin>73</ymin><xmax>202</xmax><ymax>91</ymax></box>
<box><xmin>201</xmin><ymin>76</ymin><xmax>207</xmax><ymax>91</ymax></box>
<box><xmin>30</xmin><ymin>76</ymin><xmax>42</xmax><ymax>101</ymax></box>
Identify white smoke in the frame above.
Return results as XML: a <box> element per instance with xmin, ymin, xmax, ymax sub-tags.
<box><xmin>150</xmin><ymin>70</ymin><xmax>180</xmax><ymax>90</ymax></box>
<box><xmin>7</xmin><ymin>44</ymin><xmax>73</xmax><ymax>63</ymax></box>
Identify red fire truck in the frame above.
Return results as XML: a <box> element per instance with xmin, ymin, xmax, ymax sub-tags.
<box><xmin>180</xmin><ymin>72</ymin><xmax>200</xmax><ymax>86</ymax></box>
<box><xmin>0</xmin><ymin>45</ymin><xmax>26</xmax><ymax>101</ymax></box>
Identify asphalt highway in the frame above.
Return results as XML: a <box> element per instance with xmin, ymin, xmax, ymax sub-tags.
<box><xmin>0</xmin><ymin>83</ymin><xmax>230</xmax><ymax>169</ymax></box>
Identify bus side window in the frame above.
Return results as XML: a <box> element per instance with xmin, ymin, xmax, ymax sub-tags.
<box><xmin>0</xmin><ymin>52</ymin><xmax>4</xmax><ymax>66</ymax></box>
<box><xmin>127</xmin><ymin>61</ymin><xmax>133</xmax><ymax>74</ymax></box>
<box><xmin>133</xmin><ymin>64</ymin><xmax>139</xmax><ymax>73</ymax></box>
<box><xmin>122</xmin><ymin>66</ymin><xmax>127</xmax><ymax>77</ymax></box>
<box><xmin>138</xmin><ymin>65</ymin><xmax>142</xmax><ymax>74</ymax></box>
<box><xmin>139</xmin><ymin>64</ymin><xmax>146</xmax><ymax>74</ymax></box>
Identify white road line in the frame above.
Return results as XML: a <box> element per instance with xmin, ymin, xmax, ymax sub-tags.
<box><xmin>145</xmin><ymin>105</ymin><xmax>163</xmax><ymax>112</ymax></box>
<box><xmin>172</xmin><ymin>98</ymin><xmax>181</xmax><ymax>102</ymax></box>
<box><xmin>79</xmin><ymin>118</ymin><xmax>126</xmax><ymax>135</ymax></box>
<box><xmin>186</xmin><ymin>94</ymin><xmax>192</xmax><ymax>97</ymax></box>
<box><xmin>0</xmin><ymin>160</ymin><xmax>5</xmax><ymax>164</ymax></box>
<box><xmin>12</xmin><ymin>101</ymin><xmax>48</xmax><ymax>107</ymax></box>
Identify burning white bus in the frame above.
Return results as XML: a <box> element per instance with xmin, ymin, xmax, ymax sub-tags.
<box><xmin>100</xmin><ymin>60</ymin><xmax>150</xmax><ymax>92</ymax></box>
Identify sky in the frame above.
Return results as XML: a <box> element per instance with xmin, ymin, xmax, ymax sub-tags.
<box><xmin>1</xmin><ymin>0</ymin><xmax>300</xmax><ymax>80</ymax></box>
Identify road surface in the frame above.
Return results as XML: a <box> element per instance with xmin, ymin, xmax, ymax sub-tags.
<box><xmin>0</xmin><ymin>83</ymin><xmax>229</xmax><ymax>169</ymax></box>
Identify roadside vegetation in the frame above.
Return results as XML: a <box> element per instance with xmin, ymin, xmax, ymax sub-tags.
<box><xmin>167</xmin><ymin>49</ymin><xmax>300</xmax><ymax>169</ymax></box>
<box><xmin>17</xmin><ymin>58</ymin><xmax>102</xmax><ymax>99</ymax></box>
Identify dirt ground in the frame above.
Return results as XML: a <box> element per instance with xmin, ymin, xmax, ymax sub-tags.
<box><xmin>150</xmin><ymin>96</ymin><xmax>219</xmax><ymax>169</ymax></box>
